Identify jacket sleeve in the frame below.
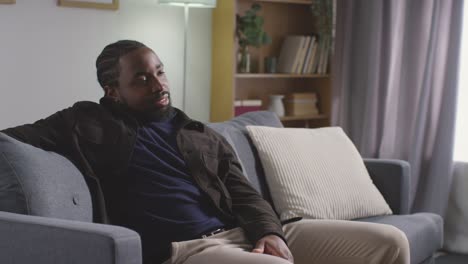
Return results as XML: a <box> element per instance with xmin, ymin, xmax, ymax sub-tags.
<box><xmin>217</xmin><ymin>135</ymin><xmax>287</xmax><ymax>245</ymax></box>
<box><xmin>1</xmin><ymin>106</ymin><xmax>75</xmax><ymax>154</ymax></box>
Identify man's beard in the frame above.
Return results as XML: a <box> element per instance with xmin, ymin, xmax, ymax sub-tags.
<box><xmin>122</xmin><ymin>92</ymin><xmax>175</xmax><ymax>122</ymax></box>
<box><xmin>144</xmin><ymin>101</ymin><xmax>174</xmax><ymax>122</ymax></box>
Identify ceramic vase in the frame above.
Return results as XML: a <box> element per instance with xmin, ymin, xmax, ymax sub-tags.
<box><xmin>268</xmin><ymin>94</ymin><xmax>285</xmax><ymax>117</ymax></box>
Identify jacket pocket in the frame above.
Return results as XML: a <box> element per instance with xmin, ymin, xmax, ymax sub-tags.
<box><xmin>202</xmin><ymin>152</ymin><xmax>232</xmax><ymax>202</ymax></box>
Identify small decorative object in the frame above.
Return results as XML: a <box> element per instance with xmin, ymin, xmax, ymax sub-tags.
<box><xmin>264</xmin><ymin>57</ymin><xmax>277</xmax><ymax>73</ymax></box>
<box><xmin>268</xmin><ymin>94</ymin><xmax>285</xmax><ymax>117</ymax></box>
<box><xmin>238</xmin><ymin>47</ymin><xmax>251</xmax><ymax>73</ymax></box>
<box><xmin>236</xmin><ymin>3</ymin><xmax>271</xmax><ymax>73</ymax></box>
<box><xmin>0</xmin><ymin>0</ymin><xmax>15</xmax><ymax>4</ymax></box>
<box><xmin>58</xmin><ymin>0</ymin><xmax>119</xmax><ymax>10</ymax></box>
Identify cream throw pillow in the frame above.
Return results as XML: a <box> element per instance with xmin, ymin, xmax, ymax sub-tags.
<box><xmin>246</xmin><ymin>126</ymin><xmax>392</xmax><ymax>221</ymax></box>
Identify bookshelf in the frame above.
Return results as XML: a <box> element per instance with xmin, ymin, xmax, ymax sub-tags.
<box><xmin>210</xmin><ymin>0</ymin><xmax>332</xmax><ymax>128</ymax></box>
<box><xmin>236</xmin><ymin>73</ymin><xmax>329</xmax><ymax>78</ymax></box>
<box><xmin>254</xmin><ymin>0</ymin><xmax>314</xmax><ymax>5</ymax></box>
<box><xmin>280</xmin><ymin>114</ymin><xmax>327</xmax><ymax>121</ymax></box>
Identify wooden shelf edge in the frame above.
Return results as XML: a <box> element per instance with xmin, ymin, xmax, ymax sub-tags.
<box><xmin>240</xmin><ymin>0</ymin><xmax>313</xmax><ymax>5</ymax></box>
<box><xmin>280</xmin><ymin>114</ymin><xmax>328</xmax><ymax>121</ymax></box>
<box><xmin>236</xmin><ymin>73</ymin><xmax>329</xmax><ymax>79</ymax></box>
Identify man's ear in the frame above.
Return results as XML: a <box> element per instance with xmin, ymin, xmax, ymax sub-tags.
<box><xmin>104</xmin><ymin>85</ymin><xmax>120</xmax><ymax>100</ymax></box>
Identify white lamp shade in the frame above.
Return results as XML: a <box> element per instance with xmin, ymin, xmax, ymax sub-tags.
<box><xmin>159</xmin><ymin>0</ymin><xmax>216</xmax><ymax>8</ymax></box>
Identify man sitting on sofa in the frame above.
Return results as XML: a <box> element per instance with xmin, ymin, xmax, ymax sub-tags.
<box><xmin>1</xmin><ymin>40</ymin><xmax>410</xmax><ymax>264</ymax></box>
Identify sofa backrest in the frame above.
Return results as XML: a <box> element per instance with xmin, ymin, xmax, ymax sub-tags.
<box><xmin>207</xmin><ymin>111</ymin><xmax>283</xmax><ymax>205</ymax></box>
<box><xmin>0</xmin><ymin>133</ymin><xmax>93</xmax><ymax>222</ymax></box>
<box><xmin>0</xmin><ymin>111</ymin><xmax>280</xmax><ymax>222</ymax></box>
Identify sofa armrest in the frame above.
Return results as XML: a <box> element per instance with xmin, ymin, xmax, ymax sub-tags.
<box><xmin>0</xmin><ymin>211</ymin><xmax>142</xmax><ymax>264</ymax></box>
<box><xmin>363</xmin><ymin>159</ymin><xmax>411</xmax><ymax>215</ymax></box>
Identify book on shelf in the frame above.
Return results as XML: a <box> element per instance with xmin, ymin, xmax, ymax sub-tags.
<box><xmin>304</xmin><ymin>39</ymin><xmax>317</xmax><ymax>74</ymax></box>
<box><xmin>302</xmin><ymin>35</ymin><xmax>317</xmax><ymax>74</ymax></box>
<box><xmin>234</xmin><ymin>99</ymin><xmax>262</xmax><ymax>116</ymax></box>
<box><xmin>319</xmin><ymin>35</ymin><xmax>331</xmax><ymax>74</ymax></box>
<box><xmin>277</xmin><ymin>35</ymin><xmax>305</xmax><ymax>73</ymax></box>
<box><xmin>241</xmin><ymin>99</ymin><xmax>262</xmax><ymax>106</ymax></box>
<box><xmin>294</xmin><ymin>36</ymin><xmax>311</xmax><ymax>74</ymax></box>
<box><xmin>317</xmin><ymin>38</ymin><xmax>324</xmax><ymax>74</ymax></box>
<box><xmin>284</xmin><ymin>92</ymin><xmax>319</xmax><ymax>116</ymax></box>
<box><xmin>311</xmin><ymin>37</ymin><xmax>324</xmax><ymax>74</ymax></box>
<box><xmin>277</xmin><ymin>34</ymin><xmax>330</xmax><ymax>75</ymax></box>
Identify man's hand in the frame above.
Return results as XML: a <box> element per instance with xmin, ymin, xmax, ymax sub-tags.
<box><xmin>252</xmin><ymin>235</ymin><xmax>294</xmax><ymax>263</ymax></box>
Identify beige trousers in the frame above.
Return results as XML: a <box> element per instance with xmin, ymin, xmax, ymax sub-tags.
<box><xmin>164</xmin><ymin>219</ymin><xmax>410</xmax><ymax>264</ymax></box>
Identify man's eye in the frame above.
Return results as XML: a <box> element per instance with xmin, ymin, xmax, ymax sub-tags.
<box><xmin>158</xmin><ymin>71</ymin><xmax>165</xmax><ymax>76</ymax></box>
<box><xmin>137</xmin><ymin>76</ymin><xmax>148</xmax><ymax>82</ymax></box>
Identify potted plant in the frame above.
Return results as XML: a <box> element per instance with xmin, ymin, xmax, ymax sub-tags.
<box><xmin>310</xmin><ymin>0</ymin><xmax>333</xmax><ymax>38</ymax></box>
<box><xmin>236</xmin><ymin>3</ymin><xmax>271</xmax><ymax>73</ymax></box>
<box><xmin>310</xmin><ymin>0</ymin><xmax>333</xmax><ymax>63</ymax></box>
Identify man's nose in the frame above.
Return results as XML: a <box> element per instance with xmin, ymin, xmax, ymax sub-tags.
<box><xmin>151</xmin><ymin>77</ymin><xmax>163</xmax><ymax>93</ymax></box>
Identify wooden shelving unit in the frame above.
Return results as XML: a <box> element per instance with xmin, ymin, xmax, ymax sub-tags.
<box><xmin>254</xmin><ymin>0</ymin><xmax>314</xmax><ymax>5</ymax></box>
<box><xmin>236</xmin><ymin>74</ymin><xmax>330</xmax><ymax>79</ymax></box>
<box><xmin>280</xmin><ymin>114</ymin><xmax>328</xmax><ymax>128</ymax></box>
<box><xmin>210</xmin><ymin>0</ymin><xmax>332</xmax><ymax>127</ymax></box>
<box><xmin>280</xmin><ymin>114</ymin><xmax>328</xmax><ymax>121</ymax></box>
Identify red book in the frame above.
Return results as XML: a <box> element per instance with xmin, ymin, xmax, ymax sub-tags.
<box><xmin>235</xmin><ymin>106</ymin><xmax>262</xmax><ymax>116</ymax></box>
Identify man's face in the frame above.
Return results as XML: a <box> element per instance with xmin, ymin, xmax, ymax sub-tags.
<box><xmin>106</xmin><ymin>47</ymin><xmax>170</xmax><ymax>114</ymax></box>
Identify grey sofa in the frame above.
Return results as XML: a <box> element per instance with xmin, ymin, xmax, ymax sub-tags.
<box><xmin>0</xmin><ymin>110</ymin><xmax>442</xmax><ymax>264</ymax></box>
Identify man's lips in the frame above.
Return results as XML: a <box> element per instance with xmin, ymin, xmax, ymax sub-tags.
<box><xmin>153</xmin><ymin>91</ymin><xmax>170</xmax><ymax>106</ymax></box>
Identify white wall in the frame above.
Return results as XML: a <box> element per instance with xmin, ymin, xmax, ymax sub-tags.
<box><xmin>454</xmin><ymin>0</ymin><xmax>468</xmax><ymax>162</ymax></box>
<box><xmin>0</xmin><ymin>0</ymin><xmax>212</xmax><ymax>128</ymax></box>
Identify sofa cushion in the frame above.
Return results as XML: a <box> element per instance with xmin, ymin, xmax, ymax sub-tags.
<box><xmin>357</xmin><ymin>213</ymin><xmax>443</xmax><ymax>264</ymax></box>
<box><xmin>0</xmin><ymin>133</ymin><xmax>92</xmax><ymax>222</ymax></box>
<box><xmin>444</xmin><ymin>161</ymin><xmax>468</xmax><ymax>254</ymax></box>
<box><xmin>246</xmin><ymin>126</ymin><xmax>392</xmax><ymax>221</ymax></box>
<box><xmin>207</xmin><ymin>111</ymin><xmax>283</xmax><ymax>203</ymax></box>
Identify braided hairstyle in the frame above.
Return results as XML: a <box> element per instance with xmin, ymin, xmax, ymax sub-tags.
<box><xmin>96</xmin><ymin>40</ymin><xmax>147</xmax><ymax>90</ymax></box>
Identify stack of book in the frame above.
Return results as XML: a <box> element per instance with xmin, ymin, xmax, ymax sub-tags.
<box><xmin>284</xmin><ymin>93</ymin><xmax>319</xmax><ymax>116</ymax></box>
<box><xmin>277</xmin><ymin>35</ymin><xmax>331</xmax><ymax>74</ymax></box>
<box><xmin>234</xmin><ymin>99</ymin><xmax>262</xmax><ymax>116</ymax></box>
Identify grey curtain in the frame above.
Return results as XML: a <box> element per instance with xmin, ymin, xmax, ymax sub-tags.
<box><xmin>332</xmin><ymin>0</ymin><xmax>463</xmax><ymax>215</ymax></box>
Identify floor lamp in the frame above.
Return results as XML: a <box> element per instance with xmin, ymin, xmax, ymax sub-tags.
<box><xmin>159</xmin><ymin>0</ymin><xmax>217</xmax><ymax>111</ymax></box>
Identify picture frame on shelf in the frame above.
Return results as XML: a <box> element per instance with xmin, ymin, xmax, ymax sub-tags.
<box><xmin>58</xmin><ymin>0</ymin><xmax>119</xmax><ymax>10</ymax></box>
<box><xmin>0</xmin><ymin>0</ymin><xmax>15</xmax><ymax>4</ymax></box>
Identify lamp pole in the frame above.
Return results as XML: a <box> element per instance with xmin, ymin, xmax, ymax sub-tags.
<box><xmin>158</xmin><ymin>0</ymin><xmax>217</xmax><ymax>111</ymax></box>
<box><xmin>182</xmin><ymin>3</ymin><xmax>189</xmax><ymax>111</ymax></box>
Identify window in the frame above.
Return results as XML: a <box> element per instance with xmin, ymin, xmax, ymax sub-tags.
<box><xmin>454</xmin><ymin>1</ymin><xmax>468</xmax><ymax>162</ymax></box>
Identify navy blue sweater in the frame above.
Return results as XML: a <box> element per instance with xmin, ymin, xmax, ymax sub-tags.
<box><xmin>124</xmin><ymin>113</ymin><xmax>226</xmax><ymax>263</ymax></box>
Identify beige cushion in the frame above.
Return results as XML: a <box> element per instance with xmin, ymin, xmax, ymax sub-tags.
<box><xmin>246</xmin><ymin>126</ymin><xmax>392</xmax><ymax>221</ymax></box>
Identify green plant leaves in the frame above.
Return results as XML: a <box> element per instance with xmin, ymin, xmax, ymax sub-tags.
<box><xmin>310</xmin><ymin>0</ymin><xmax>333</xmax><ymax>37</ymax></box>
<box><xmin>236</xmin><ymin>3</ymin><xmax>271</xmax><ymax>49</ymax></box>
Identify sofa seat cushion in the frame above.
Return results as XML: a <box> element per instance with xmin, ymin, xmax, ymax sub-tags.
<box><xmin>357</xmin><ymin>213</ymin><xmax>443</xmax><ymax>264</ymax></box>
<box><xmin>0</xmin><ymin>133</ymin><xmax>92</xmax><ymax>222</ymax></box>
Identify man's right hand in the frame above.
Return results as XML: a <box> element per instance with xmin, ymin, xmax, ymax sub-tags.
<box><xmin>252</xmin><ymin>235</ymin><xmax>294</xmax><ymax>263</ymax></box>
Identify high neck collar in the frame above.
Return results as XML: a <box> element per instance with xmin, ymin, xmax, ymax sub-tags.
<box><xmin>99</xmin><ymin>96</ymin><xmax>195</xmax><ymax>128</ymax></box>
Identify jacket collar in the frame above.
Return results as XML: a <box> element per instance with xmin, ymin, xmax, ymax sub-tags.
<box><xmin>173</xmin><ymin>107</ymin><xmax>205</xmax><ymax>132</ymax></box>
<box><xmin>99</xmin><ymin>96</ymin><xmax>204</xmax><ymax>132</ymax></box>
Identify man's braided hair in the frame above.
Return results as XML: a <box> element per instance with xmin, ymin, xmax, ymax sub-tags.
<box><xmin>96</xmin><ymin>40</ymin><xmax>147</xmax><ymax>89</ymax></box>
